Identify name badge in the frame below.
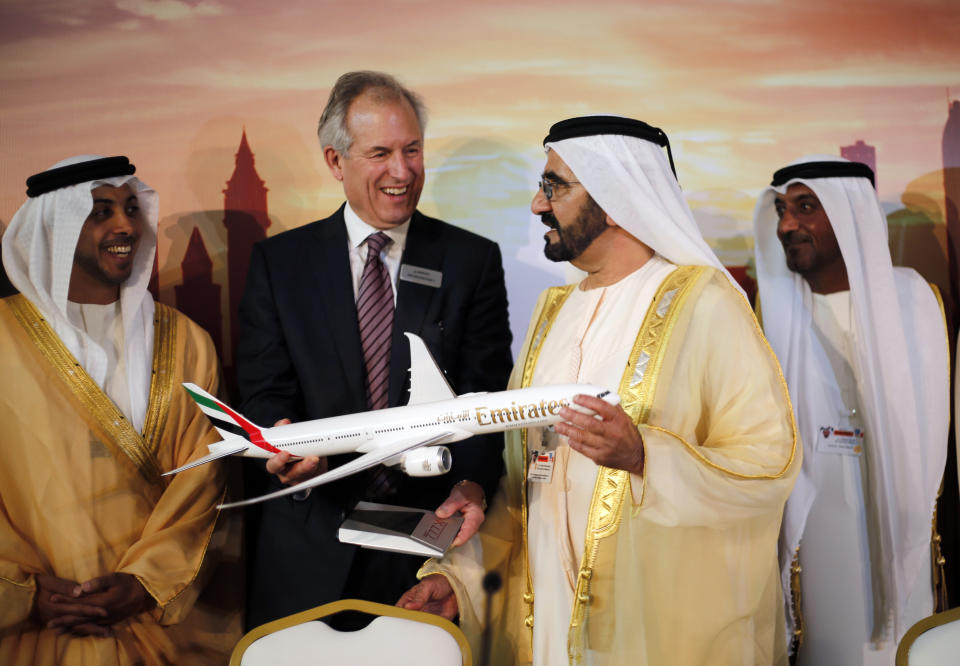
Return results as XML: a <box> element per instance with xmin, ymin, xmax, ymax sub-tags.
<box><xmin>400</xmin><ymin>264</ymin><xmax>442</xmax><ymax>288</ymax></box>
<box><xmin>816</xmin><ymin>419</ymin><xmax>865</xmax><ymax>456</ymax></box>
<box><xmin>527</xmin><ymin>449</ymin><xmax>555</xmax><ymax>483</ymax></box>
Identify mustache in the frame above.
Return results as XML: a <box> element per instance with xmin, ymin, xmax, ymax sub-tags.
<box><xmin>780</xmin><ymin>231</ymin><xmax>811</xmax><ymax>246</ymax></box>
<box><xmin>541</xmin><ymin>213</ymin><xmax>560</xmax><ymax>230</ymax></box>
<box><xmin>101</xmin><ymin>234</ymin><xmax>138</xmax><ymax>248</ymax></box>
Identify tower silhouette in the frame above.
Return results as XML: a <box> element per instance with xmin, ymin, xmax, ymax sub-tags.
<box><xmin>175</xmin><ymin>227</ymin><xmax>223</xmax><ymax>358</ymax></box>
<box><xmin>944</xmin><ymin>100</ymin><xmax>960</xmax><ymax>315</ymax></box>
<box><xmin>840</xmin><ymin>140</ymin><xmax>878</xmax><ymax>191</ymax></box>
<box><xmin>223</xmin><ymin>129</ymin><xmax>271</xmax><ymax>365</ymax></box>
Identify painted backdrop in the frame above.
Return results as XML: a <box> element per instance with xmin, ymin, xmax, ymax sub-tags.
<box><xmin>2</xmin><ymin>0</ymin><xmax>959</xmax><ymax>369</ymax></box>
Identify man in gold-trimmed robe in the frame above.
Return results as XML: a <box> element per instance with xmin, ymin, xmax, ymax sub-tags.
<box><xmin>399</xmin><ymin>117</ymin><xmax>800</xmax><ymax>665</ymax></box>
<box><xmin>0</xmin><ymin>156</ymin><xmax>241</xmax><ymax>665</ymax></box>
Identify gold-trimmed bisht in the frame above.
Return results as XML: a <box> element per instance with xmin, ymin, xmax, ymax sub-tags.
<box><xmin>8</xmin><ymin>294</ymin><xmax>173</xmax><ymax>484</ymax></box>
<box><xmin>506</xmin><ymin>265</ymin><xmax>704</xmax><ymax>662</ymax></box>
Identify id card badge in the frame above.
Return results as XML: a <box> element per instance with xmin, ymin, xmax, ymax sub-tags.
<box><xmin>816</xmin><ymin>414</ymin><xmax>865</xmax><ymax>456</ymax></box>
<box><xmin>527</xmin><ymin>449</ymin><xmax>555</xmax><ymax>483</ymax></box>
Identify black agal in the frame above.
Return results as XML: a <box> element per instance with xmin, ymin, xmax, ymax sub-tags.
<box><xmin>770</xmin><ymin>161</ymin><xmax>875</xmax><ymax>188</ymax></box>
<box><xmin>26</xmin><ymin>156</ymin><xmax>136</xmax><ymax>197</ymax></box>
<box><xmin>544</xmin><ymin>116</ymin><xmax>677</xmax><ymax>179</ymax></box>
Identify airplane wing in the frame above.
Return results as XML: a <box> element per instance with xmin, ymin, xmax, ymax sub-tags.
<box><xmin>162</xmin><ymin>441</ymin><xmax>249</xmax><ymax>476</ymax></box>
<box><xmin>217</xmin><ymin>430</ymin><xmax>461</xmax><ymax>509</ymax></box>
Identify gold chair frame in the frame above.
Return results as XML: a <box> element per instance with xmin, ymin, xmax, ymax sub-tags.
<box><xmin>230</xmin><ymin>598</ymin><xmax>472</xmax><ymax>666</ymax></box>
<box><xmin>895</xmin><ymin>606</ymin><xmax>960</xmax><ymax>665</ymax></box>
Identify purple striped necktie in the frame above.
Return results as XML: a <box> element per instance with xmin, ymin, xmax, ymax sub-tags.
<box><xmin>357</xmin><ymin>232</ymin><xmax>394</xmax><ymax>410</ymax></box>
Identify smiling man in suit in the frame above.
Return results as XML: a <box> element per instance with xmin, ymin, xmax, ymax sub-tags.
<box><xmin>236</xmin><ymin>71</ymin><xmax>512</xmax><ymax>628</ymax></box>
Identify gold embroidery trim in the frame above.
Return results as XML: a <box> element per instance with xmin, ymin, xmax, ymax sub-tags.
<box><xmin>142</xmin><ymin>303</ymin><xmax>177</xmax><ymax>459</ymax></box>
<box><xmin>932</xmin><ymin>480</ymin><xmax>948</xmax><ymax>612</ymax></box>
<box><xmin>0</xmin><ymin>573</ymin><xmax>36</xmax><ymax>590</ymax></box>
<box><xmin>518</xmin><ymin>284</ymin><xmax>576</xmax><ymax>633</ymax></box>
<box><xmin>520</xmin><ymin>285</ymin><xmax>576</xmax><ymax>389</ymax></box>
<box><xmin>8</xmin><ymin>294</ymin><xmax>163</xmax><ymax>484</ymax></box>
<box><xmin>640</xmin><ymin>424</ymin><xmax>795</xmax><ymax>480</ymax></box>
<box><xmin>618</xmin><ymin>266</ymin><xmax>702</xmax><ymax>438</ymax></box>
<box><xmin>567</xmin><ymin>266</ymin><xmax>702</xmax><ymax>662</ymax></box>
<box><xmin>789</xmin><ymin>548</ymin><xmax>805</xmax><ymax>652</ymax></box>
<box><xmin>928</xmin><ymin>283</ymin><xmax>949</xmax><ymax>612</ymax></box>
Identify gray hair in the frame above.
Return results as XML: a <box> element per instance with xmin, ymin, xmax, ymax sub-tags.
<box><xmin>317</xmin><ymin>71</ymin><xmax>428</xmax><ymax>155</ymax></box>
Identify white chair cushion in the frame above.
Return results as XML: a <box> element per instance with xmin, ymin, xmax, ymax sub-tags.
<box><xmin>906</xmin><ymin>615</ymin><xmax>960</xmax><ymax>666</ymax></box>
<box><xmin>241</xmin><ymin>615</ymin><xmax>463</xmax><ymax>666</ymax></box>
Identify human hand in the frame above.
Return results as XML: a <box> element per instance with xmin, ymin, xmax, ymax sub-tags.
<box><xmin>264</xmin><ymin>419</ymin><xmax>328</xmax><ymax>485</ymax></box>
<box><xmin>396</xmin><ymin>575</ymin><xmax>458</xmax><ymax>620</ymax></box>
<box><xmin>556</xmin><ymin>394</ymin><xmax>644</xmax><ymax>475</ymax></box>
<box><xmin>435</xmin><ymin>480</ymin><xmax>486</xmax><ymax>547</ymax></box>
<box><xmin>47</xmin><ymin>573</ymin><xmax>155</xmax><ymax>636</ymax></box>
<box><xmin>32</xmin><ymin>574</ymin><xmax>107</xmax><ymax>632</ymax></box>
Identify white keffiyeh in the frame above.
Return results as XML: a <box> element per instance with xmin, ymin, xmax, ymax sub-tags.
<box><xmin>546</xmin><ymin>126</ymin><xmax>742</xmax><ymax>294</ymax></box>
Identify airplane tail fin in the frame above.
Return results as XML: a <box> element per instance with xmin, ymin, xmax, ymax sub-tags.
<box><xmin>182</xmin><ymin>383</ymin><xmax>266</xmax><ymax>444</ymax></box>
<box><xmin>405</xmin><ymin>333</ymin><xmax>457</xmax><ymax>405</ymax></box>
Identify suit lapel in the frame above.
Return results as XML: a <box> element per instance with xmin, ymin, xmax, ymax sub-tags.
<box><xmin>390</xmin><ymin>212</ymin><xmax>444</xmax><ymax>406</ymax></box>
<box><xmin>311</xmin><ymin>207</ymin><xmax>366</xmax><ymax>408</ymax></box>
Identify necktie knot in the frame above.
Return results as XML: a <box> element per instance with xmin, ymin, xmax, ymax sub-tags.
<box><xmin>365</xmin><ymin>232</ymin><xmax>391</xmax><ymax>259</ymax></box>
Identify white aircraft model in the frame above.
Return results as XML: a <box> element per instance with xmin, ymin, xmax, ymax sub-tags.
<box><xmin>166</xmin><ymin>333</ymin><xmax>619</xmax><ymax>509</ymax></box>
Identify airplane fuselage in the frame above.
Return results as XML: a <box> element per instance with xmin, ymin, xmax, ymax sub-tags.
<box><xmin>231</xmin><ymin>383</ymin><xmax>609</xmax><ymax>459</ymax></box>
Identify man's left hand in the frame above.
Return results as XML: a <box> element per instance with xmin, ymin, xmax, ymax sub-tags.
<box><xmin>556</xmin><ymin>394</ymin><xmax>644</xmax><ymax>475</ymax></box>
<box><xmin>48</xmin><ymin>573</ymin><xmax>156</xmax><ymax>636</ymax></box>
<box><xmin>435</xmin><ymin>480</ymin><xmax>486</xmax><ymax>547</ymax></box>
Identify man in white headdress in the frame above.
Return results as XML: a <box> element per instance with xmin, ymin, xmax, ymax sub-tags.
<box><xmin>398</xmin><ymin>116</ymin><xmax>800</xmax><ymax>665</ymax></box>
<box><xmin>753</xmin><ymin>156</ymin><xmax>949</xmax><ymax>665</ymax></box>
<box><xmin>0</xmin><ymin>155</ymin><xmax>241</xmax><ymax>665</ymax></box>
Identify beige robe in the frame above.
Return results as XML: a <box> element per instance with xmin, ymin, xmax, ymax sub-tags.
<box><xmin>0</xmin><ymin>294</ymin><xmax>242</xmax><ymax>665</ymax></box>
<box><xmin>422</xmin><ymin>265</ymin><xmax>800</xmax><ymax>665</ymax></box>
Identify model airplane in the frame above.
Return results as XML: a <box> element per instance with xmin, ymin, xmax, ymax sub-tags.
<box><xmin>165</xmin><ymin>333</ymin><xmax>619</xmax><ymax>508</ymax></box>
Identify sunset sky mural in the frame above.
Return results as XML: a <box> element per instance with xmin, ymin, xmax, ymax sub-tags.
<box><xmin>2</xmin><ymin>0</ymin><xmax>958</xmax><ymax>350</ymax></box>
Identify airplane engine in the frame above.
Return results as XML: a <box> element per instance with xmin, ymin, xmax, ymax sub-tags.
<box><xmin>401</xmin><ymin>446</ymin><xmax>452</xmax><ymax>477</ymax></box>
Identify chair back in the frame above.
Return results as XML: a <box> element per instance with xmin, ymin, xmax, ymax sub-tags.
<box><xmin>896</xmin><ymin>607</ymin><xmax>960</xmax><ymax>666</ymax></box>
<box><xmin>231</xmin><ymin>598</ymin><xmax>471</xmax><ymax>666</ymax></box>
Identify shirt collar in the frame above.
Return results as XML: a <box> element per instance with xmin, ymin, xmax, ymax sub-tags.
<box><xmin>343</xmin><ymin>201</ymin><xmax>411</xmax><ymax>250</ymax></box>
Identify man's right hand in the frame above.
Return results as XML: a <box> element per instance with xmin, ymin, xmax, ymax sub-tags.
<box><xmin>264</xmin><ymin>418</ymin><xmax>329</xmax><ymax>485</ymax></box>
<box><xmin>396</xmin><ymin>575</ymin><xmax>459</xmax><ymax>620</ymax></box>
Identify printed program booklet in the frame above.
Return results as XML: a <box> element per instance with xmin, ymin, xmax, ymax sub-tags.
<box><xmin>338</xmin><ymin>501</ymin><xmax>464</xmax><ymax>558</ymax></box>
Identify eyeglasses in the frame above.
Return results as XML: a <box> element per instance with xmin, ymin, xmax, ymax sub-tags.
<box><xmin>538</xmin><ymin>179</ymin><xmax>581</xmax><ymax>201</ymax></box>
